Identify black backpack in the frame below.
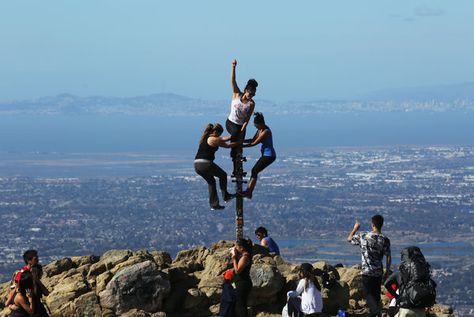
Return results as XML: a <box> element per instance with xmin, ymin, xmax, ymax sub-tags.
<box><xmin>399</xmin><ymin>246</ymin><xmax>437</xmax><ymax>308</ymax></box>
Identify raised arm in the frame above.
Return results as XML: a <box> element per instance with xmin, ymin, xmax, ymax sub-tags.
<box><xmin>231</xmin><ymin>59</ymin><xmax>241</xmax><ymax>98</ymax></box>
<box><xmin>347</xmin><ymin>222</ymin><xmax>360</xmax><ymax>242</ymax></box>
<box><xmin>14</xmin><ymin>293</ymin><xmax>33</xmax><ymax>314</ymax></box>
<box><xmin>233</xmin><ymin>253</ymin><xmax>250</xmax><ymax>274</ymax></box>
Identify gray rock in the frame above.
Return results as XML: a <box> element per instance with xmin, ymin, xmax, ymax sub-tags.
<box><xmin>99</xmin><ymin>260</ymin><xmax>170</xmax><ymax>315</ymax></box>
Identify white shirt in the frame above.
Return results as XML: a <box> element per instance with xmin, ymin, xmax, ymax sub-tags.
<box><xmin>228</xmin><ymin>98</ymin><xmax>252</xmax><ymax>125</ymax></box>
<box><xmin>288</xmin><ymin>278</ymin><xmax>323</xmax><ymax>315</ymax></box>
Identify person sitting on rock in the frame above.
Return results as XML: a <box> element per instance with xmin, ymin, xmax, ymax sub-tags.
<box><xmin>283</xmin><ymin>263</ymin><xmax>323</xmax><ymax>317</ymax></box>
<box><xmin>30</xmin><ymin>264</ymin><xmax>50</xmax><ymax>317</ymax></box>
<box><xmin>254</xmin><ymin>226</ymin><xmax>280</xmax><ymax>255</ymax></box>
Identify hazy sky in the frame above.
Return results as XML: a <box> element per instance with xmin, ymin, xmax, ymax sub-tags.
<box><xmin>1</xmin><ymin>1</ymin><xmax>473</xmax><ymax>101</ymax></box>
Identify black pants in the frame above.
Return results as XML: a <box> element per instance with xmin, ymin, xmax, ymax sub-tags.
<box><xmin>194</xmin><ymin>161</ymin><xmax>228</xmax><ymax>208</ymax></box>
<box><xmin>226</xmin><ymin>119</ymin><xmax>245</xmax><ymax>163</ymax></box>
<box><xmin>234</xmin><ymin>280</ymin><xmax>252</xmax><ymax>317</ymax></box>
<box><xmin>362</xmin><ymin>275</ymin><xmax>382</xmax><ymax>317</ymax></box>
<box><xmin>251</xmin><ymin>156</ymin><xmax>276</xmax><ymax>178</ymax></box>
<box><xmin>287</xmin><ymin>296</ymin><xmax>303</xmax><ymax>317</ymax></box>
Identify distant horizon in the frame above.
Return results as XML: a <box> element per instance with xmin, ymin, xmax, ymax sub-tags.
<box><xmin>2</xmin><ymin>1</ymin><xmax>474</xmax><ymax>100</ymax></box>
<box><xmin>2</xmin><ymin>80</ymin><xmax>474</xmax><ymax>103</ymax></box>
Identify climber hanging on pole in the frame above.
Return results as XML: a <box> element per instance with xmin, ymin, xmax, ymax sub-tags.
<box><xmin>194</xmin><ymin>123</ymin><xmax>239</xmax><ymax>210</ymax></box>
<box><xmin>226</xmin><ymin>59</ymin><xmax>258</xmax><ymax>172</ymax></box>
<box><xmin>240</xmin><ymin>112</ymin><xmax>276</xmax><ymax>199</ymax></box>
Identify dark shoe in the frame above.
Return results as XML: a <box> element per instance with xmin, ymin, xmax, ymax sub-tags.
<box><xmin>210</xmin><ymin>205</ymin><xmax>225</xmax><ymax>211</ymax></box>
<box><xmin>224</xmin><ymin>193</ymin><xmax>236</xmax><ymax>202</ymax></box>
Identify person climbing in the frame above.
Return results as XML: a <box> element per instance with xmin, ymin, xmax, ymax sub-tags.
<box><xmin>240</xmin><ymin>112</ymin><xmax>276</xmax><ymax>199</ymax></box>
<box><xmin>230</xmin><ymin>238</ymin><xmax>253</xmax><ymax>317</ymax></box>
<box><xmin>194</xmin><ymin>123</ymin><xmax>239</xmax><ymax>210</ymax></box>
<box><xmin>254</xmin><ymin>226</ymin><xmax>280</xmax><ymax>255</ymax></box>
<box><xmin>347</xmin><ymin>215</ymin><xmax>391</xmax><ymax>317</ymax></box>
<box><xmin>282</xmin><ymin>263</ymin><xmax>323</xmax><ymax>317</ymax></box>
<box><xmin>226</xmin><ymin>59</ymin><xmax>258</xmax><ymax>170</ymax></box>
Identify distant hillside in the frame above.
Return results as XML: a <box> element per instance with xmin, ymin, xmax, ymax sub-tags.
<box><xmin>361</xmin><ymin>82</ymin><xmax>474</xmax><ymax>102</ymax></box>
<box><xmin>1</xmin><ymin>90</ymin><xmax>474</xmax><ymax>115</ymax></box>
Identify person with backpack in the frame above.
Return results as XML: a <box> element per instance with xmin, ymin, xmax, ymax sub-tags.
<box><xmin>384</xmin><ymin>246</ymin><xmax>436</xmax><ymax>317</ymax></box>
<box><xmin>347</xmin><ymin>215</ymin><xmax>391</xmax><ymax>317</ymax></box>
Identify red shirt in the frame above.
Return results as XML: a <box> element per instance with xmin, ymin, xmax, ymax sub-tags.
<box><xmin>14</xmin><ymin>265</ymin><xmax>29</xmax><ymax>283</ymax></box>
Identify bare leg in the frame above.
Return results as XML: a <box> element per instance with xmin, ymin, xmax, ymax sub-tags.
<box><xmin>244</xmin><ymin>178</ymin><xmax>256</xmax><ymax>199</ymax></box>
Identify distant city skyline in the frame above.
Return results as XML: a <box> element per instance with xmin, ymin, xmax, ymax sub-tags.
<box><xmin>1</xmin><ymin>1</ymin><xmax>474</xmax><ymax>101</ymax></box>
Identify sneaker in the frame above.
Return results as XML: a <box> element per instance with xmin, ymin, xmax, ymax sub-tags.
<box><xmin>210</xmin><ymin>205</ymin><xmax>225</xmax><ymax>211</ymax></box>
<box><xmin>224</xmin><ymin>193</ymin><xmax>236</xmax><ymax>202</ymax></box>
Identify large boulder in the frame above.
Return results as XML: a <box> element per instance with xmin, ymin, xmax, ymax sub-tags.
<box><xmin>248</xmin><ymin>263</ymin><xmax>285</xmax><ymax>306</ymax></box>
<box><xmin>99</xmin><ymin>260</ymin><xmax>170</xmax><ymax>315</ymax></box>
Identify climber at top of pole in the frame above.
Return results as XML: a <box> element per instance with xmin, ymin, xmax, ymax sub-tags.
<box><xmin>226</xmin><ymin>59</ymin><xmax>258</xmax><ymax>170</ymax></box>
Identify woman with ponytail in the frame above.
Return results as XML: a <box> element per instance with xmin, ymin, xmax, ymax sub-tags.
<box><xmin>241</xmin><ymin>112</ymin><xmax>276</xmax><ymax>199</ymax></box>
<box><xmin>194</xmin><ymin>123</ymin><xmax>239</xmax><ymax>210</ymax></box>
<box><xmin>283</xmin><ymin>263</ymin><xmax>323</xmax><ymax>317</ymax></box>
<box><xmin>227</xmin><ymin>59</ymin><xmax>258</xmax><ymax>169</ymax></box>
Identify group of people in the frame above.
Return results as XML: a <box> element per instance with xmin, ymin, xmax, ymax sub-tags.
<box><xmin>222</xmin><ymin>215</ymin><xmax>435</xmax><ymax>317</ymax></box>
<box><xmin>4</xmin><ymin>250</ymin><xmax>50</xmax><ymax>317</ymax></box>
<box><xmin>194</xmin><ymin>59</ymin><xmax>276</xmax><ymax>210</ymax></box>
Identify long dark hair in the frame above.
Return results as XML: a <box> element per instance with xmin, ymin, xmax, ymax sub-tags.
<box><xmin>199</xmin><ymin>123</ymin><xmax>223</xmax><ymax>144</ymax></box>
<box><xmin>18</xmin><ymin>271</ymin><xmax>33</xmax><ymax>299</ymax></box>
<box><xmin>30</xmin><ymin>264</ymin><xmax>43</xmax><ymax>296</ymax></box>
<box><xmin>236</xmin><ymin>238</ymin><xmax>253</xmax><ymax>256</ymax></box>
<box><xmin>299</xmin><ymin>263</ymin><xmax>321</xmax><ymax>291</ymax></box>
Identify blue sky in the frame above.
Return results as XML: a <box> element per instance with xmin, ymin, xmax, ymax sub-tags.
<box><xmin>1</xmin><ymin>1</ymin><xmax>473</xmax><ymax>101</ymax></box>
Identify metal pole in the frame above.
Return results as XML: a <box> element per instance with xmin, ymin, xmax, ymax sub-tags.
<box><xmin>233</xmin><ymin>147</ymin><xmax>246</xmax><ymax>240</ymax></box>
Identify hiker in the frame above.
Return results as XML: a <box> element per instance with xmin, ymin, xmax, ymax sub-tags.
<box><xmin>219</xmin><ymin>269</ymin><xmax>236</xmax><ymax>317</ymax></box>
<box><xmin>230</xmin><ymin>238</ymin><xmax>253</xmax><ymax>317</ymax></box>
<box><xmin>15</xmin><ymin>250</ymin><xmax>39</xmax><ymax>283</ymax></box>
<box><xmin>240</xmin><ymin>112</ymin><xmax>276</xmax><ymax>199</ymax></box>
<box><xmin>384</xmin><ymin>246</ymin><xmax>436</xmax><ymax>317</ymax></box>
<box><xmin>226</xmin><ymin>59</ymin><xmax>257</xmax><ymax>169</ymax></box>
<box><xmin>10</xmin><ymin>271</ymin><xmax>34</xmax><ymax>317</ymax></box>
<box><xmin>255</xmin><ymin>226</ymin><xmax>280</xmax><ymax>255</ymax></box>
<box><xmin>347</xmin><ymin>215</ymin><xmax>391</xmax><ymax>317</ymax></box>
<box><xmin>30</xmin><ymin>264</ymin><xmax>50</xmax><ymax>317</ymax></box>
<box><xmin>282</xmin><ymin>263</ymin><xmax>323</xmax><ymax>317</ymax></box>
<box><xmin>194</xmin><ymin>123</ymin><xmax>239</xmax><ymax>210</ymax></box>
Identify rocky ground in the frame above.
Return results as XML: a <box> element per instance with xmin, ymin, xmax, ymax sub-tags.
<box><xmin>0</xmin><ymin>241</ymin><xmax>454</xmax><ymax>317</ymax></box>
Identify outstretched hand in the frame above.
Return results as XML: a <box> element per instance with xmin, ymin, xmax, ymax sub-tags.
<box><xmin>232</xmin><ymin>59</ymin><xmax>237</xmax><ymax>67</ymax></box>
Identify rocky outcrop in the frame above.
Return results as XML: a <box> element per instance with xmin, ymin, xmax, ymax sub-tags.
<box><xmin>0</xmin><ymin>242</ymin><xmax>454</xmax><ymax>317</ymax></box>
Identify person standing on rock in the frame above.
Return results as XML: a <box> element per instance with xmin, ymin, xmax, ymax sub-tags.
<box><xmin>231</xmin><ymin>238</ymin><xmax>253</xmax><ymax>317</ymax></box>
<box><xmin>30</xmin><ymin>264</ymin><xmax>50</xmax><ymax>317</ymax></box>
<box><xmin>347</xmin><ymin>215</ymin><xmax>392</xmax><ymax>317</ymax></box>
